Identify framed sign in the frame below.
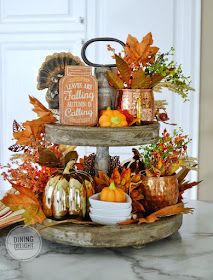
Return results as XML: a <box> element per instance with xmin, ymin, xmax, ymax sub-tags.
<box><xmin>59</xmin><ymin>66</ymin><xmax>98</xmax><ymax>126</ymax></box>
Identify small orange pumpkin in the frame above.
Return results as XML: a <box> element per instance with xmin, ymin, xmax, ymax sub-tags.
<box><xmin>99</xmin><ymin>108</ymin><xmax>128</xmax><ymax>128</ymax></box>
<box><xmin>100</xmin><ymin>181</ymin><xmax>126</xmax><ymax>202</ymax></box>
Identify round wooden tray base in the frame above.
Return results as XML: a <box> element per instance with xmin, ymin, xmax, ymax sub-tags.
<box><xmin>35</xmin><ymin>214</ymin><xmax>182</xmax><ymax>248</ymax></box>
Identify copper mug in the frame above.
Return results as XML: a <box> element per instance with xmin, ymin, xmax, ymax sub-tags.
<box><xmin>141</xmin><ymin>175</ymin><xmax>179</xmax><ymax>212</ymax></box>
<box><xmin>115</xmin><ymin>89</ymin><xmax>155</xmax><ymax>123</ymax></box>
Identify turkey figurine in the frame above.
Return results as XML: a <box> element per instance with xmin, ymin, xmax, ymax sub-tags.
<box><xmin>37</xmin><ymin>52</ymin><xmax>85</xmax><ymax>109</ymax></box>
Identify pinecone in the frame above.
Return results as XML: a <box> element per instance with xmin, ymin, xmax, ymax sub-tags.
<box><xmin>82</xmin><ymin>153</ymin><xmax>121</xmax><ymax>176</ymax></box>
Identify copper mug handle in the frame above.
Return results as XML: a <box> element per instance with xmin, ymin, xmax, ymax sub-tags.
<box><xmin>81</xmin><ymin>37</ymin><xmax>125</xmax><ymax>67</ymax></box>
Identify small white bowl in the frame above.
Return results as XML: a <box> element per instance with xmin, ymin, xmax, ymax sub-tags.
<box><xmin>89</xmin><ymin>193</ymin><xmax>132</xmax><ymax>210</ymax></box>
<box><xmin>90</xmin><ymin>206</ymin><xmax>132</xmax><ymax>217</ymax></box>
<box><xmin>89</xmin><ymin>213</ymin><xmax>130</xmax><ymax>225</ymax></box>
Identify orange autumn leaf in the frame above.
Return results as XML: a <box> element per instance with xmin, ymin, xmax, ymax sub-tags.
<box><xmin>13</xmin><ymin>96</ymin><xmax>56</xmax><ymax>146</ymax></box>
<box><xmin>120</xmin><ymin>203</ymin><xmax>193</xmax><ymax>225</ymax></box>
<box><xmin>93</xmin><ymin>177</ymin><xmax>108</xmax><ymax>187</ymax></box>
<box><xmin>128</xmin><ymin>118</ymin><xmax>140</xmax><ymax>126</ymax></box>
<box><xmin>2</xmin><ymin>184</ymin><xmax>46</xmax><ymax>225</ymax></box>
<box><xmin>118</xmin><ymin>218</ymin><xmax>139</xmax><ymax>225</ymax></box>
<box><xmin>29</xmin><ymin>95</ymin><xmax>52</xmax><ymax>118</ymax></box>
<box><xmin>120</xmin><ymin>168</ymin><xmax>131</xmax><ymax>186</ymax></box>
<box><xmin>98</xmin><ymin>171</ymin><xmax>110</xmax><ymax>184</ymax></box>
<box><xmin>94</xmin><ymin>171</ymin><xmax>110</xmax><ymax>192</ymax></box>
<box><xmin>145</xmin><ymin>168</ymin><xmax>161</xmax><ymax>177</ymax></box>
<box><xmin>111</xmin><ymin>167</ymin><xmax>121</xmax><ymax>185</ymax></box>
<box><xmin>138</xmin><ymin>203</ymin><xmax>193</xmax><ymax>224</ymax></box>
<box><xmin>131</xmin><ymin>68</ymin><xmax>146</xmax><ymax>89</ymax></box>
<box><xmin>106</xmin><ymin>70</ymin><xmax>124</xmax><ymax>89</ymax></box>
<box><xmin>114</xmin><ymin>54</ymin><xmax>131</xmax><ymax>84</ymax></box>
<box><xmin>14</xmin><ymin>119</ymin><xmax>44</xmax><ymax>146</ymax></box>
<box><xmin>131</xmin><ymin>173</ymin><xmax>141</xmax><ymax>183</ymax></box>
<box><xmin>13</xmin><ymin>124</ymin><xmax>37</xmax><ymax>146</ymax></box>
<box><xmin>124</xmin><ymin>32</ymin><xmax>159</xmax><ymax>66</ymax></box>
<box><xmin>125</xmin><ymin>34</ymin><xmax>142</xmax><ymax>62</ymax></box>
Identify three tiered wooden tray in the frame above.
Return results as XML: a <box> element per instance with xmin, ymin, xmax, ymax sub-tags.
<box><xmin>36</xmin><ymin>122</ymin><xmax>183</xmax><ymax>248</ymax></box>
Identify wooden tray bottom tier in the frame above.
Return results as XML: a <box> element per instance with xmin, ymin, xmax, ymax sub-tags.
<box><xmin>35</xmin><ymin>214</ymin><xmax>182</xmax><ymax>248</ymax></box>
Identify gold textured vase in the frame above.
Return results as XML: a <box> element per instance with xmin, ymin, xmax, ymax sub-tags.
<box><xmin>141</xmin><ymin>175</ymin><xmax>179</xmax><ymax>212</ymax></box>
<box><xmin>115</xmin><ymin>89</ymin><xmax>155</xmax><ymax>123</ymax></box>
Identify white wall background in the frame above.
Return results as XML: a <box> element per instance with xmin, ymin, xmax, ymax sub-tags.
<box><xmin>0</xmin><ymin>0</ymin><xmax>201</xmax><ymax>199</ymax></box>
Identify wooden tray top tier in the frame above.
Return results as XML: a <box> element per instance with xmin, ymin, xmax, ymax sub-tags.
<box><xmin>45</xmin><ymin>122</ymin><xmax>160</xmax><ymax>147</ymax></box>
<box><xmin>35</xmin><ymin>214</ymin><xmax>182</xmax><ymax>248</ymax></box>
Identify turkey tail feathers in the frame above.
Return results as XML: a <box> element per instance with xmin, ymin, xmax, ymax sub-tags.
<box><xmin>37</xmin><ymin>52</ymin><xmax>84</xmax><ymax>90</ymax></box>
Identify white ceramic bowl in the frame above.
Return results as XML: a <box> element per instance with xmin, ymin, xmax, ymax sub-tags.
<box><xmin>89</xmin><ymin>193</ymin><xmax>132</xmax><ymax>210</ymax></box>
<box><xmin>89</xmin><ymin>213</ymin><xmax>130</xmax><ymax>225</ymax></box>
<box><xmin>90</xmin><ymin>206</ymin><xmax>132</xmax><ymax>217</ymax></box>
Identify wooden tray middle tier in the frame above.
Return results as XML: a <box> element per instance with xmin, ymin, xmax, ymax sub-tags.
<box><xmin>45</xmin><ymin>122</ymin><xmax>160</xmax><ymax>147</ymax></box>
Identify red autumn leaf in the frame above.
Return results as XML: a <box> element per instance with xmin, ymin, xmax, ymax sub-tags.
<box><xmin>75</xmin><ymin>163</ymin><xmax>85</xmax><ymax>171</ymax></box>
<box><xmin>118</xmin><ymin>110</ymin><xmax>134</xmax><ymax>123</ymax></box>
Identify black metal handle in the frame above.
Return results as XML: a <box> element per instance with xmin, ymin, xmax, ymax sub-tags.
<box><xmin>81</xmin><ymin>37</ymin><xmax>125</xmax><ymax>67</ymax></box>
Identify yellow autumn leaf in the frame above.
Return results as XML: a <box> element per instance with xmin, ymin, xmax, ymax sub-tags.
<box><xmin>131</xmin><ymin>69</ymin><xmax>145</xmax><ymax>89</ymax></box>
<box><xmin>169</xmin><ymin>160</ymin><xmax>184</xmax><ymax>175</ymax></box>
<box><xmin>115</xmin><ymin>54</ymin><xmax>131</xmax><ymax>84</ymax></box>
<box><xmin>106</xmin><ymin>71</ymin><xmax>124</xmax><ymax>89</ymax></box>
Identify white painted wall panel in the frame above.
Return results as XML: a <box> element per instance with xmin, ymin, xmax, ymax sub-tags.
<box><xmin>0</xmin><ymin>0</ymin><xmax>201</xmax><ymax>200</ymax></box>
<box><xmin>1</xmin><ymin>0</ymin><xmax>70</xmax><ymax>17</ymax></box>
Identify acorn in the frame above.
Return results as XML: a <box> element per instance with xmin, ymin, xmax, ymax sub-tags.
<box><xmin>159</xmin><ymin>112</ymin><xmax>169</xmax><ymax>122</ymax></box>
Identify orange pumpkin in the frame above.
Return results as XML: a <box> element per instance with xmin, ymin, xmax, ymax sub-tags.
<box><xmin>99</xmin><ymin>108</ymin><xmax>128</xmax><ymax>127</ymax></box>
<box><xmin>100</xmin><ymin>181</ymin><xmax>126</xmax><ymax>202</ymax></box>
